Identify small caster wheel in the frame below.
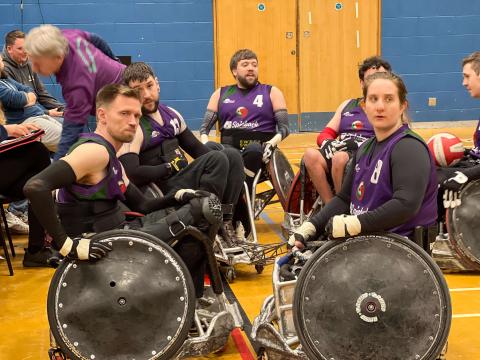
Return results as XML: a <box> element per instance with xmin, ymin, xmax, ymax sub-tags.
<box><xmin>49</xmin><ymin>348</ymin><xmax>66</xmax><ymax>360</ymax></box>
<box><xmin>226</xmin><ymin>267</ymin><xmax>235</xmax><ymax>283</ymax></box>
<box><xmin>255</xmin><ymin>264</ymin><xmax>264</xmax><ymax>274</ymax></box>
<box><xmin>257</xmin><ymin>347</ymin><xmax>269</xmax><ymax>359</ymax></box>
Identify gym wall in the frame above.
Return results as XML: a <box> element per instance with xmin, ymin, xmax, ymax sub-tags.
<box><xmin>1</xmin><ymin>0</ymin><xmax>479</xmax><ymax>130</ymax></box>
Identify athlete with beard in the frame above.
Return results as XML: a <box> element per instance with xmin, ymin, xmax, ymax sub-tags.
<box><xmin>199</xmin><ymin>49</ymin><xmax>289</xmax><ymax>190</ymax></box>
<box><xmin>118</xmin><ymin>62</ymin><xmax>245</xmax><ymax>245</ymax></box>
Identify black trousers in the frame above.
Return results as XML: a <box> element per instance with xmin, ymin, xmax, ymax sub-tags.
<box><xmin>0</xmin><ymin>142</ymin><xmax>51</xmax><ymax>253</ymax></box>
<box><xmin>161</xmin><ymin>151</ymin><xmax>227</xmax><ymax>197</ymax></box>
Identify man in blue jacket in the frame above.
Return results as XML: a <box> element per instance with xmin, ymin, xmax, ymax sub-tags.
<box><xmin>0</xmin><ymin>56</ymin><xmax>62</xmax><ymax>152</ymax></box>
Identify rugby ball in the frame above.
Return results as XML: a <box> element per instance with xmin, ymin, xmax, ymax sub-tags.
<box><xmin>427</xmin><ymin>133</ymin><xmax>464</xmax><ymax>167</ymax></box>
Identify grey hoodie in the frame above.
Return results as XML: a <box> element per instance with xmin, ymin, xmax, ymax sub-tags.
<box><xmin>1</xmin><ymin>48</ymin><xmax>64</xmax><ymax>113</ymax></box>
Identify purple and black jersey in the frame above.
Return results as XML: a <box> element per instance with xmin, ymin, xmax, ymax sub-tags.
<box><xmin>338</xmin><ymin>98</ymin><xmax>374</xmax><ymax>145</ymax></box>
<box><xmin>57</xmin><ymin>133</ymin><xmax>127</xmax><ymax>203</ymax></box>
<box><xmin>218</xmin><ymin>83</ymin><xmax>276</xmax><ymax>133</ymax></box>
<box><xmin>350</xmin><ymin>125</ymin><xmax>437</xmax><ymax>236</ymax></box>
<box><xmin>140</xmin><ymin>104</ymin><xmax>183</xmax><ymax>151</ymax></box>
<box><xmin>56</xmin><ymin>29</ymin><xmax>125</xmax><ymax>126</ymax></box>
<box><xmin>469</xmin><ymin>119</ymin><xmax>480</xmax><ymax>159</ymax></box>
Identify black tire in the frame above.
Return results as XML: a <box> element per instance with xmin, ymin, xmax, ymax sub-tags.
<box><xmin>48</xmin><ymin>229</ymin><xmax>195</xmax><ymax>360</ymax></box>
<box><xmin>293</xmin><ymin>233</ymin><xmax>451</xmax><ymax>360</ymax></box>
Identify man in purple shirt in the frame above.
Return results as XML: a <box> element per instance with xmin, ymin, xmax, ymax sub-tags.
<box><xmin>24</xmin><ymin>24</ymin><xmax>125</xmax><ymax>160</ymax></box>
<box><xmin>199</xmin><ymin>49</ymin><xmax>289</xmax><ymax>189</ymax></box>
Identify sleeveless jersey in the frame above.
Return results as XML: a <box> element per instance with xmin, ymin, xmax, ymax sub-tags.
<box><xmin>338</xmin><ymin>98</ymin><xmax>374</xmax><ymax>145</ymax></box>
<box><xmin>140</xmin><ymin>103</ymin><xmax>184</xmax><ymax>151</ymax></box>
<box><xmin>218</xmin><ymin>83</ymin><xmax>276</xmax><ymax>133</ymax></box>
<box><xmin>350</xmin><ymin>125</ymin><xmax>437</xmax><ymax>236</ymax></box>
<box><xmin>57</xmin><ymin>133</ymin><xmax>126</xmax><ymax>203</ymax></box>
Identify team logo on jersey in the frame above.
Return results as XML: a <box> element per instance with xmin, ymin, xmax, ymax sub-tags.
<box><xmin>355</xmin><ymin>164</ymin><xmax>360</xmax><ymax>172</ymax></box>
<box><xmin>343</xmin><ymin>111</ymin><xmax>354</xmax><ymax>117</ymax></box>
<box><xmin>152</xmin><ymin>130</ymin><xmax>160</xmax><ymax>138</ymax></box>
<box><xmin>351</xmin><ymin>120</ymin><xmax>364</xmax><ymax>130</ymax></box>
<box><xmin>112</xmin><ymin>166</ymin><xmax>118</xmax><ymax>175</ymax></box>
<box><xmin>356</xmin><ymin>181</ymin><xmax>365</xmax><ymax>201</ymax></box>
<box><xmin>236</xmin><ymin>106</ymin><xmax>249</xmax><ymax>118</ymax></box>
<box><xmin>223</xmin><ymin>121</ymin><xmax>232</xmax><ymax>129</ymax></box>
<box><xmin>118</xmin><ymin>180</ymin><xmax>127</xmax><ymax>193</ymax></box>
<box><xmin>223</xmin><ymin>98</ymin><xmax>235</xmax><ymax>104</ymax></box>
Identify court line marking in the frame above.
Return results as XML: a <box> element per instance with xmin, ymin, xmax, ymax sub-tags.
<box><xmin>449</xmin><ymin>287</ymin><xmax>480</xmax><ymax>292</ymax></box>
<box><xmin>452</xmin><ymin>314</ymin><xmax>480</xmax><ymax>319</ymax></box>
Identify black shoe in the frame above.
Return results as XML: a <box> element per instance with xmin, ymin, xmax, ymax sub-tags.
<box><xmin>23</xmin><ymin>247</ymin><xmax>61</xmax><ymax>268</ymax></box>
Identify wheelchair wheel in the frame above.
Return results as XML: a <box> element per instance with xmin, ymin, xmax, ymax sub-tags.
<box><xmin>293</xmin><ymin>233</ymin><xmax>451</xmax><ymax>360</ymax></box>
<box><xmin>47</xmin><ymin>229</ymin><xmax>195</xmax><ymax>360</ymax></box>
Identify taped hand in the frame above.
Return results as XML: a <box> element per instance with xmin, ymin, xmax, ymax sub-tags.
<box><xmin>326</xmin><ymin>214</ymin><xmax>361</xmax><ymax>238</ymax></box>
<box><xmin>60</xmin><ymin>237</ymin><xmax>112</xmax><ymax>261</ymax></box>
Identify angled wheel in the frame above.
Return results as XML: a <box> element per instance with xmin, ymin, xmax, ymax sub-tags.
<box><xmin>293</xmin><ymin>233</ymin><xmax>451</xmax><ymax>360</ymax></box>
<box><xmin>48</xmin><ymin>230</ymin><xmax>195</xmax><ymax>360</ymax></box>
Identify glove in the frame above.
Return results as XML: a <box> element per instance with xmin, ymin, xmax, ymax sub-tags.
<box><xmin>174</xmin><ymin>189</ymin><xmax>211</xmax><ymax>204</ymax></box>
<box><xmin>442</xmin><ymin>171</ymin><xmax>468</xmax><ymax>192</ymax></box>
<box><xmin>262</xmin><ymin>133</ymin><xmax>282</xmax><ymax>163</ymax></box>
<box><xmin>326</xmin><ymin>214</ymin><xmax>361</xmax><ymax>238</ymax></box>
<box><xmin>320</xmin><ymin>139</ymin><xmax>349</xmax><ymax>160</ymax></box>
<box><xmin>262</xmin><ymin>142</ymin><xmax>275</xmax><ymax>163</ymax></box>
<box><xmin>59</xmin><ymin>237</ymin><xmax>112</xmax><ymax>261</ymax></box>
<box><xmin>288</xmin><ymin>221</ymin><xmax>317</xmax><ymax>249</ymax></box>
<box><xmin>443</xmin><ymin>190</ymin><xmax>462</xmax><ymax>209</ymax></box>
<box><xmin>158</xmin><ymin>163</ymin><xmax>173</xmax><ymax>180</ymax></box>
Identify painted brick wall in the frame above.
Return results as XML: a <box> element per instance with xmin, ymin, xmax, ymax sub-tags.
<box><xmin>382</xmin><ymin>1</ymin><xmax>480</xmax><ymax>122</ymax></box>
<box><xmin>0</xmin><ymin>0</ymin><xmax>214</xmax><ymax>129</ymax></box>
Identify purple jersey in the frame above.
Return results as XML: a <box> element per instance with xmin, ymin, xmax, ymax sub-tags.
<box><xmin>57</xmin><ymin>133</ymin><xmax>126</xmax><ymax>203</ymax></box>
<box><xmin>56</xmin><ymin>29</ymin><xmax>125</xmax><ymax>125</ymax></box>
<box><xmin>338</xmin><ymin>98</ymin><xmax>374</xmax><ymax>145</ymax></box>
<box><xmin>140</xmin><ymin>104</ymin><xmax>182</xmax><ymax>151</ymax></box>
<box><xmin>218</xmin><ymin>83</ymin><xmax>276</xmax><ymax>133</ymax></box>
<box><xmin>469</xmin><ymin>119</ymin><xmax>480</xmax><ymax>159</ymax></box>
<box><xmin>350</xmin><ymin>125</ymin><xmax>437</xmax><ymax>236</ymax></box>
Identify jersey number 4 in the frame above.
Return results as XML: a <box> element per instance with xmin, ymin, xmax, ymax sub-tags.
<box><xmin>253</xmin><ymin>95</ymin><xmax>263</xmax><ymax>108</ymax></box>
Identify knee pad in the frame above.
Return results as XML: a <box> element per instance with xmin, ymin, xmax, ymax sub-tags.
<box><xmin>190</xmin><ymin>193</ymin><xmax>223</xmax><ymax>226</ymax></box>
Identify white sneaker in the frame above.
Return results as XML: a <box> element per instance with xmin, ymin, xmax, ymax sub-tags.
<box><xmin>5</xmin><ymin>210</ymin><xmax>29</xmax><ymax>234</ymax></box>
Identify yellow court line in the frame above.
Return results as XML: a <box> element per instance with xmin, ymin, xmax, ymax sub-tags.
<box><xmin>449</xmin><ymin>287</ymin><xmax>480</xmax><ymax>292</ymax></box>
<box><xmin>452</xmin><ymin>314</ymin><xmax>480</xmax><ymax>318</ymax></box>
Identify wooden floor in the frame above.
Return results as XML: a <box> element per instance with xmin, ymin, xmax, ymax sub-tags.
<box><xmin>1</xmin><ymin>128</ymin><xmax>479</xmax><ymax>360</ymax></box>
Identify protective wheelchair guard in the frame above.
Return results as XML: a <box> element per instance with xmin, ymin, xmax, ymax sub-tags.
<box><xmin>283</xmin><ymin>159</ymin><xmax>322</xmax><ymax>238</ymax></box>
<box><xmin>47</xmin><ymin>228</ymin><xmax>243</xmax><ymax>359</ymax></box>
<box><xmin>250</xmin><ymin>148</ymin><xmax>295</xmax><ymax>219</ymax></box>
<box><xmin>433</xmin><ymin>179</ymin><xmax>480</xmax><ymax>272</ymax></box>
<box><xmin>252</xmin><ymin>234</ymin><xmax>451</xmax><ymax>360</ymax></box>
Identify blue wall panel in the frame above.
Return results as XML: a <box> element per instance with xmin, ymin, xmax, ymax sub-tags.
<box><xmin>382</xmin><ymin>1</ymin><xmax>480</xmax><ymax>122</ymax></box>
<box><xmin>0</xmin><ymin>0</ymin><xmax>213</xmax><ymax>129</ymax></box>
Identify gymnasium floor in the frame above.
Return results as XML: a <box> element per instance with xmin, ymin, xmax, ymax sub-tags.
<box><xmin>1</xmin><ymin>127</ymin><xmax>479</xmax><ymax>360</ymax></box>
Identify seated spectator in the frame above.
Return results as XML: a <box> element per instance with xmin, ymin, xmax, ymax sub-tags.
<box><xmin>2</xmin><ymin>30</ymin><xmax>64</xmax><ymax>118</ymax></box>
<box><xmin>0</xmin><ymin>56</ymin><xmax>61</xmax><ymax>152</ymax></box>
<box><xmin>0</xmin><ymin>110</ymin><xmax>59</xmax><ymax>266</ymax></box>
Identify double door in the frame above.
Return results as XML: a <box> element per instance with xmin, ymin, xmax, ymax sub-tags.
<box><xmin>214</xmin><ymin>0</ymin><xmax>380</xmax><ymax>130</ymax></box>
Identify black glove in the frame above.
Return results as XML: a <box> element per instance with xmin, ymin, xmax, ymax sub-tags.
<box><xmin>174</xmin><ymin>189</ymin><xmax>211</xmax><ymax>204</ymax></box>
<box><xmin>320</xmin><ymin>139</ymin><xmax>349</xmax><ymax>160</ymax></box>
<box><xmin>158</xmin><ymin>163</ymin><xmax>173</xmax><ymax>180</ymax></box>
<box><xmin>60</xmin><ymin>237</ymin><xmax>112</xmax><ymax>261</ymax></box>
<box><xmin>442</xmin><ymin>171</ymin><xmax>468</xmax><ymax>192</ymax></box>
